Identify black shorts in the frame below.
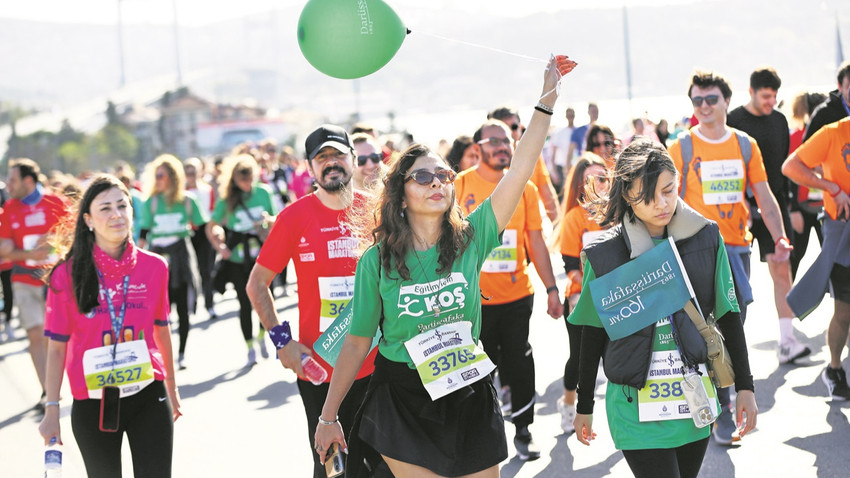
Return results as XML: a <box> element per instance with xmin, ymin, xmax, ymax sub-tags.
<box><xmin>831</xmin><ymin>263</ymin><xmax>850</xmax><ymax>303</ymax></box>
<box><xmin>750</xmin><ymin>197</ymin><xmax>792</xmax><ymax>262</ymax></box>
<box><xmin>353</xmin><ymin>353</ymin><xmax>507</xmax><ymax>476</ymax></box>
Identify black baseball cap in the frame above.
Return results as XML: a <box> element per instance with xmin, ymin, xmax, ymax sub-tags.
<box><xmin>305</xmin><ymin>124</ymin><xmax>352</xmax><ymax>160</ymax></box>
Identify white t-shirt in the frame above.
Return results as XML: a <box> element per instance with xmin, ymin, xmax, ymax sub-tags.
<box><xmin>550</xmin><ymin>126</ymin><xmax>574</xmax><ymax>167</ymax></box>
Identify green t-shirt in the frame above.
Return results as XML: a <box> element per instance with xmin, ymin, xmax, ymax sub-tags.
<box><xmin>139</xmin><ymin>192</ymin><xmax>208</xmax><ymax>246</ymax></box>
<box><xmin>348</xmin><ymin>198</ymin><xmax>501</xmax><ymax>367</ymax></box>
<box><xmin>211</xmin><ymin>185</ymin><xmax>277</xmax><ymax>263</ymax></box>
<box><xmin>568</xmin><ymin>233</ymin><xmax>739</xmax><ymax>450</ymax></box>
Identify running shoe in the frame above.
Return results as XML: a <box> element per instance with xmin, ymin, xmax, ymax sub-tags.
<box><xmin>177</xmin><ymin>354</ymin><xmax>186</xmax><ymax>370</ymax></box>
<box><xmin>778</xmin><ymin>340</ymin><xmax>811</xmax><ymax>365</ymax></box>
<box><xmin>207</xmin><ymin>307</ymin><xmax>217</xmax><ymax>321</ymax></box>
<box><xmin>247</xmin><ymin>348</ymin><xmax>257</xmax><ymax>367</ymax></box>
<box><xmin>712</xmin><ymin>407</ymin><xmax>740</xmax><ymax>445</ymax></box>
<box><xmin>556</xmin><ymin>397</ymin><xmax>576</xmax><ymax>434</ymax></box>
<box><xmin>821</xmin><ymin>366</ymin><xmax>850</xmax><ymax>401</ymax></box>
<box><xmin>513</xmin><ymin>426</ymin><xmax>541</xmax><ymax>461</ymax></box>
<box><xmin>259</xmin><ymin>339</ymin><xmax>270</xmax><ymax>359</ymax></box>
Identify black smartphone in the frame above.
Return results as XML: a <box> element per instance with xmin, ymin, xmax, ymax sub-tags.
<box><xmin>99</xmin><ymin>385</ymin><xmax>120</xmax><ymax>432</ymax></box>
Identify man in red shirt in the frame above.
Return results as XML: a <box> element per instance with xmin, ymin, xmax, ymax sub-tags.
<box><xmin>247</xmin><ymin>125</ymin><xmax>375</xmax><ymax>477</ymax></box>
<box><xmin>0</xmin><ymin>158</ymin><xmax>69</xmax><ymax>411</ymax></box>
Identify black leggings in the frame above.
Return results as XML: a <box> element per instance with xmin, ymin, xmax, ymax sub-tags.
<box><xmin>480</xmin><ymin>295</ymin><xmax>535</xmax><ymax>429</ymax></box>
<box><xmin>1</xmin><ymin>268</ymin><xmax>12</xmax><ymax>322</ymax></box>
<box><xmin>170</xmin><ymin>283</ymin><xmax>190</xmax><ymax>355</ymax></box>
<box><xmin>621</xmin><ymin>437</ymin><xmax>710</xmax><ymax>478</ymax></box>
<box><xmin>71</xmin><ymin>380</ymin><xmax>173</xmax><ymax>478</ymax></box>
<box><xmin>563</xmin><ymin>304</ymin><xmax>582</xmax><ymax>391</ymax></box>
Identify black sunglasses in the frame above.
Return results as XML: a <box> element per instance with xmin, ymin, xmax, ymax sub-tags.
<box><xmin>691</xmin><ymin>95</ymin><xmax>720</xmax><ymax>107</ymax></box>
<box><xmin>405</xmin><ymin>169</ymin><xmax>457</xmax><ymax>185</ymax></box>
<box><xmin>357</xmin><ymin>153</ymin><xmax>382</xmax><ymax>166</ymax></box>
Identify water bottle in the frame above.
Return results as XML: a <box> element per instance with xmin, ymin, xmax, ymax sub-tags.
<box><xmin>44</xmin><ymin>437</ymin><xmax>62</xmax><ymax>478</ymax></box>
<box><xmin>301</xmin><ymin>353</ymin><xmax>328</xmax><ymax>385</ymax></box>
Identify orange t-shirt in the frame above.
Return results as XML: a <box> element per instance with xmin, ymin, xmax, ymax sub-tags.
<box><xmin>559</xmin><ymin>205</ymin><xmax>605</xmax><ymax>297</ymax></box>
<box><xmin>668</xmin><ymin>129</ymin><xmax>768</xmax><ymax>246</ymax></box>
<box><xmin>455</xmin><ymin>167</ymin><xmax>542</xmax><ymax>305</ymax></box>
<box><xmin>531</xmin><ymin>155</ymin><xmax>553</xmax><ymax>194</ymax></box>
<box><xmin>793</xmin><ymin>117</ymin><xmax>850</xmax><ymax>221</ymax></box>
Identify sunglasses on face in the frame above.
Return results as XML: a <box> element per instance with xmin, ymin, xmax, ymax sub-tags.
<box><xmin>357</xmin><ymin>153</ymin><xmax>382</xmax><ymax>166</ymax></box>
<box><xmin>477</xmin><ymin>137</ymin><xmax>512</xmax><ymax>147</ymax></box>
<box><xmin>236</xmin><ymin>168</ymin><xmax>253</xmax><ymax>178</ymax></box>
<box><xmin>155</xmin><ymin>172</ymin><xmax>167</xmax><ymax>180</ymax></box>
<box><xmin>405</xmin><ymin>168</ymin><xmax>457</xmax><ymax>185</ymax></box>
<box><xmin>691</xmin><ymin>95</ymin><xmax>720</xmax><ymax>107</ymax></box>
<box><xmin>508</xmin><ymin>123</ymin><xmax>520</xmax><ymax>131</ymax></box>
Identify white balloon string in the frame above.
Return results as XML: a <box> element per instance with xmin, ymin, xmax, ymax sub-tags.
<box><xmin>416</xmin><ymin>30</ymin><xmax>548</xmax><ymax>64</ymax></box>
<box><xmin>415</xmin><ymin>30</ymin><xmax>564</xmax><ymax>104</ymax></box>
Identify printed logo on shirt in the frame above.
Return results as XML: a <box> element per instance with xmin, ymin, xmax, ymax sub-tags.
<box><xmin>300</xmin><ymin>252</ymin><xmax>315</xmax><ymax>262</ymax></box>
<box><xmin>298</xmin><ymin>237</ymin><xmax>309</xmax><ymax>248</ymax></box>
<box><xmin>328</xmin><ymin>237</ymin><xmax>358</xmax><ymax>259</ymax></box>
<box><xmin>462</xmin><ymin>194</ymin><xmax>477</xmax><ymax>214</ymax></box>
<box><xmin>397</xmin><ymin>273</ymin><xmax>469</xmax><ymax>319</ymax></box>
<box><xmin>24</xmin><ymin>211</ymin><xmax>47</xmax><ymax>227</ymax></box>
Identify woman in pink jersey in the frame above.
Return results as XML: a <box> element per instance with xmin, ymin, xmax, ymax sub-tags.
<box><xmin>39</xmin><ymin>175</ymin><xmax>180</xmax><ymax>477</ymax></box>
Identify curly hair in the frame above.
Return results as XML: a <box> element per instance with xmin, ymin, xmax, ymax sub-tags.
<box><xmin>364</xmin><ymin>144</ymin><xmax>473</xmax><ymax>281</ymax></box>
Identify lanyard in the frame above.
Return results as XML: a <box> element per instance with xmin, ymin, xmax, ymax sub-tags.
<box><xmin>98</xmin><ymin>271</ymin><xmax>130</xmax><ymax>359</ymax></box>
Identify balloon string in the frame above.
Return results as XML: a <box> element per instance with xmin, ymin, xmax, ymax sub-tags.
<box><xmin>416</xmin><ymin>30</ymin><xmax>548</xmax><ymax>64</ymax></box>
<box><xmin>416</xmin><ymin>30</ymin><xmax>562</xmax><ymax>103</ymax></box>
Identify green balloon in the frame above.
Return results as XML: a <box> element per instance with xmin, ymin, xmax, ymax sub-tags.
<box><xmin>298</xmin><ymin>0</ymin><xmax>407</xmax><ymax>79</ymax></box>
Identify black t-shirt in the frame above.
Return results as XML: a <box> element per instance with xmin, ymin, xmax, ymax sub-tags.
<box><xmin>727</xmin><ymin>106</ymin><xmax>790</xmax><ymax>202</ymax></box>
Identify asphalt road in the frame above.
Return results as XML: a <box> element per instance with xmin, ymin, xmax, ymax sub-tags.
<box><xmin>2</xmin><ymin>238</ymin><xmax>849</xmax><ymax>477</ymax></box>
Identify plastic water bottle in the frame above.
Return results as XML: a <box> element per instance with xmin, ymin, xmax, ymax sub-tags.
<box><xmin>44</xmin><ymin>437</ymin><xmax>62</xmax><ymax>478</ymax></box>
<box><xmin>301</xmin><ymin>353</ymin><xmax>328</xmax><ymax>385</ymax></box>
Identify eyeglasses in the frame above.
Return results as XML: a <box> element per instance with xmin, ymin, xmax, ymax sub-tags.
<box><xmin>691</xmin><ymin>95</ymin><xmax>720</xmax><ymax>107</ymax></box>
<box><xmin>477</xmin><ymin>137</ymin><xmax>512</xmax><ymax>147</ymax></box>
<box><xmin>357</xmin><ymin>153</ymin><xmax>382</xmax><ymax>166</ymax></box>
<box><xmin>405</xmin><ymin>168</ymin><xmax>457</xmax><ymax>185</ymax></box>
<box><xmin>508</xmin><ymin>123</ymin><xmax>520</xmax><ymax>131</ymax></box>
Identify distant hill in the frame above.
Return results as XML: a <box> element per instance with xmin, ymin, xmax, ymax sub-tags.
<box><xmin>0</xmin><ymin>0</ymin><xmax>846</xmax><ymax>130</ymax></box>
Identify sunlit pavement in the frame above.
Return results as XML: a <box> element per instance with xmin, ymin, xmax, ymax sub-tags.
<box><xmin>2</xmin><ymin>238</ymin><xmax>849</xmax><ymax>477</ymax></box>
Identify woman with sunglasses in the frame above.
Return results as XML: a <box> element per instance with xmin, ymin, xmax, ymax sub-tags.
<box><xmin>587</xmin><ymin>124</ymin><xmax>618</xmax><ymax>169</ymax></box>
<box><xmin>555</xmin><ymin>152</ymin><xmax>610</xmax><ymax>435</ymax></box>
<box><xmin>139</xmin><ymin>155</ymin><xmax>207</xmax><ymax>370</ymax></box>
<box><xmin>206</xmin><ymin>155</ymin><xmax>277</xmax><ymax>366</ymax></box>
<box><xmin>569</xmin><ymin>138</ymin><xmax>757</xmax><ymax>478</ymax></box>
<box><xmin>313</xmin><ymin>55</ymin><xmax>576</xmax><ymax>477</ymax></box>
<box><xmin>39</xmin><ymin>175</ymin><xmax>180</xmax><ymax>477</ymax></box>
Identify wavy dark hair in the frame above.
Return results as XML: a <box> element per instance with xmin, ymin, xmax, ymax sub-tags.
<box><xmin>370</xmin><ymin>144</ymin><xmax>473</xmax><ymax>280</ymax></box>
<box><xmin>49</xmin><ymin>175</ymin><xmax>132</xmax><ymax>314</ymax></box>
<box><xmin>589</xmin><ymin>137</ymin><xmax>677</xmax><ymax>228</ymax></box>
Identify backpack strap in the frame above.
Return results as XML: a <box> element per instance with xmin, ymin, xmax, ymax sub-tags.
<box><xmin>678</xmin><ymin>131</ymin><xmax>693</xmax><ymax>199</ymax></box>
<box><xmin>732</xmin><ymin>129</ymin><xmax>754</xmax><ymax>198</ymax></box>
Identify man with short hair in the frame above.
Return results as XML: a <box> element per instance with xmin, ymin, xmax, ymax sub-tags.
<box><xmin>0</xmin><ymin>158</ymin><xmax>69</xmax><ymax>411</ymax></box>
<box><xmin>454</xmin><ymin>119</ymin><xmax>564</xmax><ymax>461</ymax></box>
<box><xmin>350</xmin><ymin>132</ymin><xmax>384</xmax><ymax>191</ymax></box>
<box><xmin>488</xmin><ymin>106</ymin><xmax>560</xmax><ymax>221</ymax></box>
<box><xmin>803</xmin><ymin>61</ymin><xmax>850</xmax><ymax>141</ymax></box>
<box><xmin>782</xmin><ymin>117</ymin><xmax>850</xmax><ymax>401</ymax></box>
<box><xmin>566</xmin><ymin>102</ymin><xmax>599</xmax><ymax>165</ymax></box>
<box><xmin>669</xmin><ymin>70</ymin><xmax>790</xmax><ymax>445</ymax></box>
<box><xmin>727</xmin><ymin>67</ymin><xmax>811</xmax><ymax>365</ymax></box>
<box><xmin>548</xmin><ymin>107</ymin><xmax>576</xmax><ymax>192</ymax></box>
<box><xmin>246</xmin><ymin>125</ymin><xmax>376</xmax><ymax>478</ymax></box>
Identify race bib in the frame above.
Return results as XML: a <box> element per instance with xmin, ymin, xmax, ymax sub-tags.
<box><xmin>404</xmin><ymin>322</ymin><xmax>496</xmax><ymax>401</ymax></box>
<box><xmin>700</xmin><ymin>159</ymin><xmax>744</xmax><ymax>205</ymax></box>
<box><xmin>317</xmin><ymin>276</ymin><xmax>355</xmax><ymax>332</ymax></box>
<box><xmin>481</xmin><ymin>229</ymin><xmax>517</xmax><ymax>273</ymax></box>
<box><xmin>82</xmin><ymin>340</ymin><xmax>155</xmax><ymax>399</ymax></box>
<box><xmin>637</xmin><ymin>351</ymin><xmax>718</xmax><ymax>422</ymax></box>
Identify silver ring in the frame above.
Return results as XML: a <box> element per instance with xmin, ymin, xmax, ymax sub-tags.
<box><xmin>316</xmin><ymin>445</ymin><xmax>323</xmax><ymax>452</ymax></box>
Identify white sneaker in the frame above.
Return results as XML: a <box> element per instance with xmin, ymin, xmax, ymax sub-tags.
<box><xmin>258</xmin><ymin>339</ymin><xmax>269</xmax><ymax>359</ymax></box>
<box><xmin>556</xmin><ymin>397</ymin><xmax>576</xmax><ymax>434</ymax></box>
<box><xmin>177</xmin><ymin>354</ymin><xmax>186</xmax><ymax>370</ymax></box>
<box><xmin>778</xmin><ymin>340</ymin><xmax>811</xmax><ymax>365</ymax></box>
<box><xmin>246</xmin><ymin>348</ymin><xmax>257</xmax><ymax>367</ymax></box>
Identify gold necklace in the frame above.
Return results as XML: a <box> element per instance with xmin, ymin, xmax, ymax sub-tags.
<box><xmin>412</xmin><ymin>248</ymin><xmax>442</xmax><ymax>317</ymax></box>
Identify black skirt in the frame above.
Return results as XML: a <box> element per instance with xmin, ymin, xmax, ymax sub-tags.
<box><xmin>348</xmin><ymin>352</ymin><xmax>507</xmax><ymax>477</ymax></box>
